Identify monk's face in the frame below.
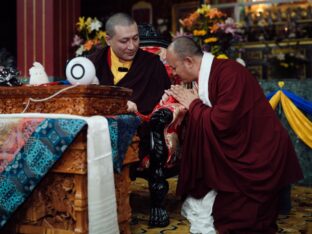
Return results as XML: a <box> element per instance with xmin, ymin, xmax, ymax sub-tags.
<box><xmin>166</xmin><ymin>49</ymin><xmax>194</xmax><ymax>83</ymax></box>
<box><xmin>106</xmin><ymin>23</ymin><xmax>139</xmax><ymax>62</ymax></box>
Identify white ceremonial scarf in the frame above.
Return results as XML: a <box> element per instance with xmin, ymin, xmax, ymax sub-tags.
<box><xmin>198</xmin><ymin>52</ymin><xmax>214</xmax><ymax>107</ymax></box>
<box><xmin>86</xmin><ymin>116</ymin><xmax>119</xmax><ymax>234</ymax></box>
<box><xmin>0</xmin><ymin>113</ymin><xmax>119</xmax><ymax>234</ymax></box>
<box><xmin>181</xmin><ymin>52</ymin><xmax>218</xmax><ymax>234</ymax></box>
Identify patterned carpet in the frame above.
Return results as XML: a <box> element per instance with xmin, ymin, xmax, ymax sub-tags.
<box><xmin>130</xmin><ymin>178</ymin><xmax>312</xmax><ymax>234</ymax></box>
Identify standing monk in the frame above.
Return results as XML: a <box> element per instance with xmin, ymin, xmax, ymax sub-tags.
<box><xmin>165</xmin><ymin>37</ymin><xmax>303</xmax><ymax>233</ymax></box>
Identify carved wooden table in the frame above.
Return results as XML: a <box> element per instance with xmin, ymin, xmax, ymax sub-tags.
<box><xmin>0</xmin><ymin>85</ymin><xmax>139</xmax><ymax>234</ymax></box>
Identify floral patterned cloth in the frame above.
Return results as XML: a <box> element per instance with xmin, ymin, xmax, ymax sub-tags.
<box><xmin>0</xmin><ymin>118</ymin><xmax>43</xmax><ymax>173</ymax></box>
<box><xmin>0</xmin><ymin>118</ymin><xmax>86</xmax><ymax>228</ymax></box>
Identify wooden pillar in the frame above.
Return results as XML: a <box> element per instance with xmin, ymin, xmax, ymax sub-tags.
<box><xmin>17</xmin><ymin>0</ymin><xmax>81</xmax><ymax>79</ymax></box>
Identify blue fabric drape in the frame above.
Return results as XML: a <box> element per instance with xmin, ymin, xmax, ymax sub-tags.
<box><xmin>266</xmin><ymin>90</ymin><xmax>278</xmax><ymax>100</ymax></box>
<box><xmin>107</xmin><ymin>114</ymin><xmax>141</xmax><ymax>173</ymax></box>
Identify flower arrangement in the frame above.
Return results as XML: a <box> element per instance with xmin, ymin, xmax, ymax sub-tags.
<box><xmin>178</xmin><ymin>4</ymin><xmax>241</xmax><ymax>58</ymax></box>
<box><xmin>71</xmin><ymin>17</ymin><xmax>106</xmax><ymax>56</ymax></box>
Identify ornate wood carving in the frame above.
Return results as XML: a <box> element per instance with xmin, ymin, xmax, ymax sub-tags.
<box><xmin>0</xmin><ymin>85</ymin><xmax>132</xmax><ymax>115</ymax></box>
<box><xmin>2</xmin><ymin>173</ymin><xmax>86</xmax><ymax>234</ymax></box>
<box><xmin>53</xmin><ymin>131</ymin><xmax>88</xmax><ymax>174</ymax></box>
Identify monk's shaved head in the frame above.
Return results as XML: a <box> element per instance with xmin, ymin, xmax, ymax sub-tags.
<box><xmin>166</xmin><ymin>36</ymin><xmax>203</xmax><ymax>83</ymax></box>
<box><xmin>105</xmin><ymin>13</ymin><xmax>136</xmax><ymax>37</ymax></box>
<box><xmin>168</xmin><ymin>36</ymin><xmax>203</xmax><ymax>59</ymax></box>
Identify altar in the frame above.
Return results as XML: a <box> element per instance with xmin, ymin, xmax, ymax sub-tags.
<box><xmin>0</xmin><ymin>85</ymin><xmax>139</xmax><ymax>234</ymax></box>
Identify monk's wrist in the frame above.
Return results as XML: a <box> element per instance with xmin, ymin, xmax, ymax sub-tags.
<box><xmin>189</xmin><ymin>99</ymin><xmax>201</xmax><ymax>112</ymax></box>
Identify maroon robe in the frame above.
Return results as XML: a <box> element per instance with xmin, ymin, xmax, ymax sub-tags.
<box><xmin>177</xmin><ymin>58</ymin><xmax>303</xmax><ymax>232</ymax></box>
<box><xmin>88</xmin><ymin>46</ymin><xmax>171</xmax><ymax>114</ymax></box>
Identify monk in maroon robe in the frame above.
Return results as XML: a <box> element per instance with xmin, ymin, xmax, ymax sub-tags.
<box><xmin>88</xmin><ymin>13</ymin><xmax>173</xmax><ymax>227</ymax></box>
<box><xmin>87</xmin><ymin>13</ymin><xmax>170</xmax><ymax>115</ymax></box>
<box><xmin>165</xmin><ymin>37</ymin><xmax>303</xmax><ymax>233</ymax></box>
<box><xmin>88</xmin><ymin>46</ymin><xmax>170</xmax><ymax>114</ymax></box>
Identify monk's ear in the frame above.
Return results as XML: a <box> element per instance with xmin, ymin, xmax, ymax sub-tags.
<box><xmin>105</xmin><ymin>34</ymin><xmax>111</xmax><ymax>46</ymax></box>
<box><xmin>183</xmin><ymin>56</ymin><xmax>194</xmax><ymax>68</ymax></box>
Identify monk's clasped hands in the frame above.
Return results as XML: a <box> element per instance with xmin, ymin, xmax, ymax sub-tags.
<box><xmin>165</xmin><ymin>85</ymin><xmax>199</xmax><ymax>110</ymax></box>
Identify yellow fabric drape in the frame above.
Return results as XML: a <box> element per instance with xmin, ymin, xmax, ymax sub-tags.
<box><xmin>269</xmin><ymin>90</ymin><xmax>281</xmax><ymax>110</ymax></box>
<box><xmin>280</xmin><ymin>92</ymin><xmax>312</xmax><ymax>148</ymax></box>
<box><xmin>268</xmin><ymin>88</ymin><xmax>312</xmax><ymax>149</ymax></box>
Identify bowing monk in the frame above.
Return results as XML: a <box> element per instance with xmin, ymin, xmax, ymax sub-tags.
<box><xmin>165</xmin><ymin>36</ymin><xmax>303</xmax><ymax>233</ymax></box>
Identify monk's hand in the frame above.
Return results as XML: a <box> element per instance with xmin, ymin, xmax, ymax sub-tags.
<box><xmin>159</xmin><ymin>92</ymin><xmax>169</xmax><ymax>106</ymax></box>
<box><xmin>165</xmin><ymin>85</ymin><xmax>198</xmax><ymax>109</ymax></box>
<box><xmin>127</xmin><ymin>100</ymin><xmax>138</xmax><ymax>113</ymax></box>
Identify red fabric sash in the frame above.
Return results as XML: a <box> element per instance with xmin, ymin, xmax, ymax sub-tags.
<box><xmin>136</xmin><ymin>96</ymin><xmax>187</xmax><ymax>167</ymax></box>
